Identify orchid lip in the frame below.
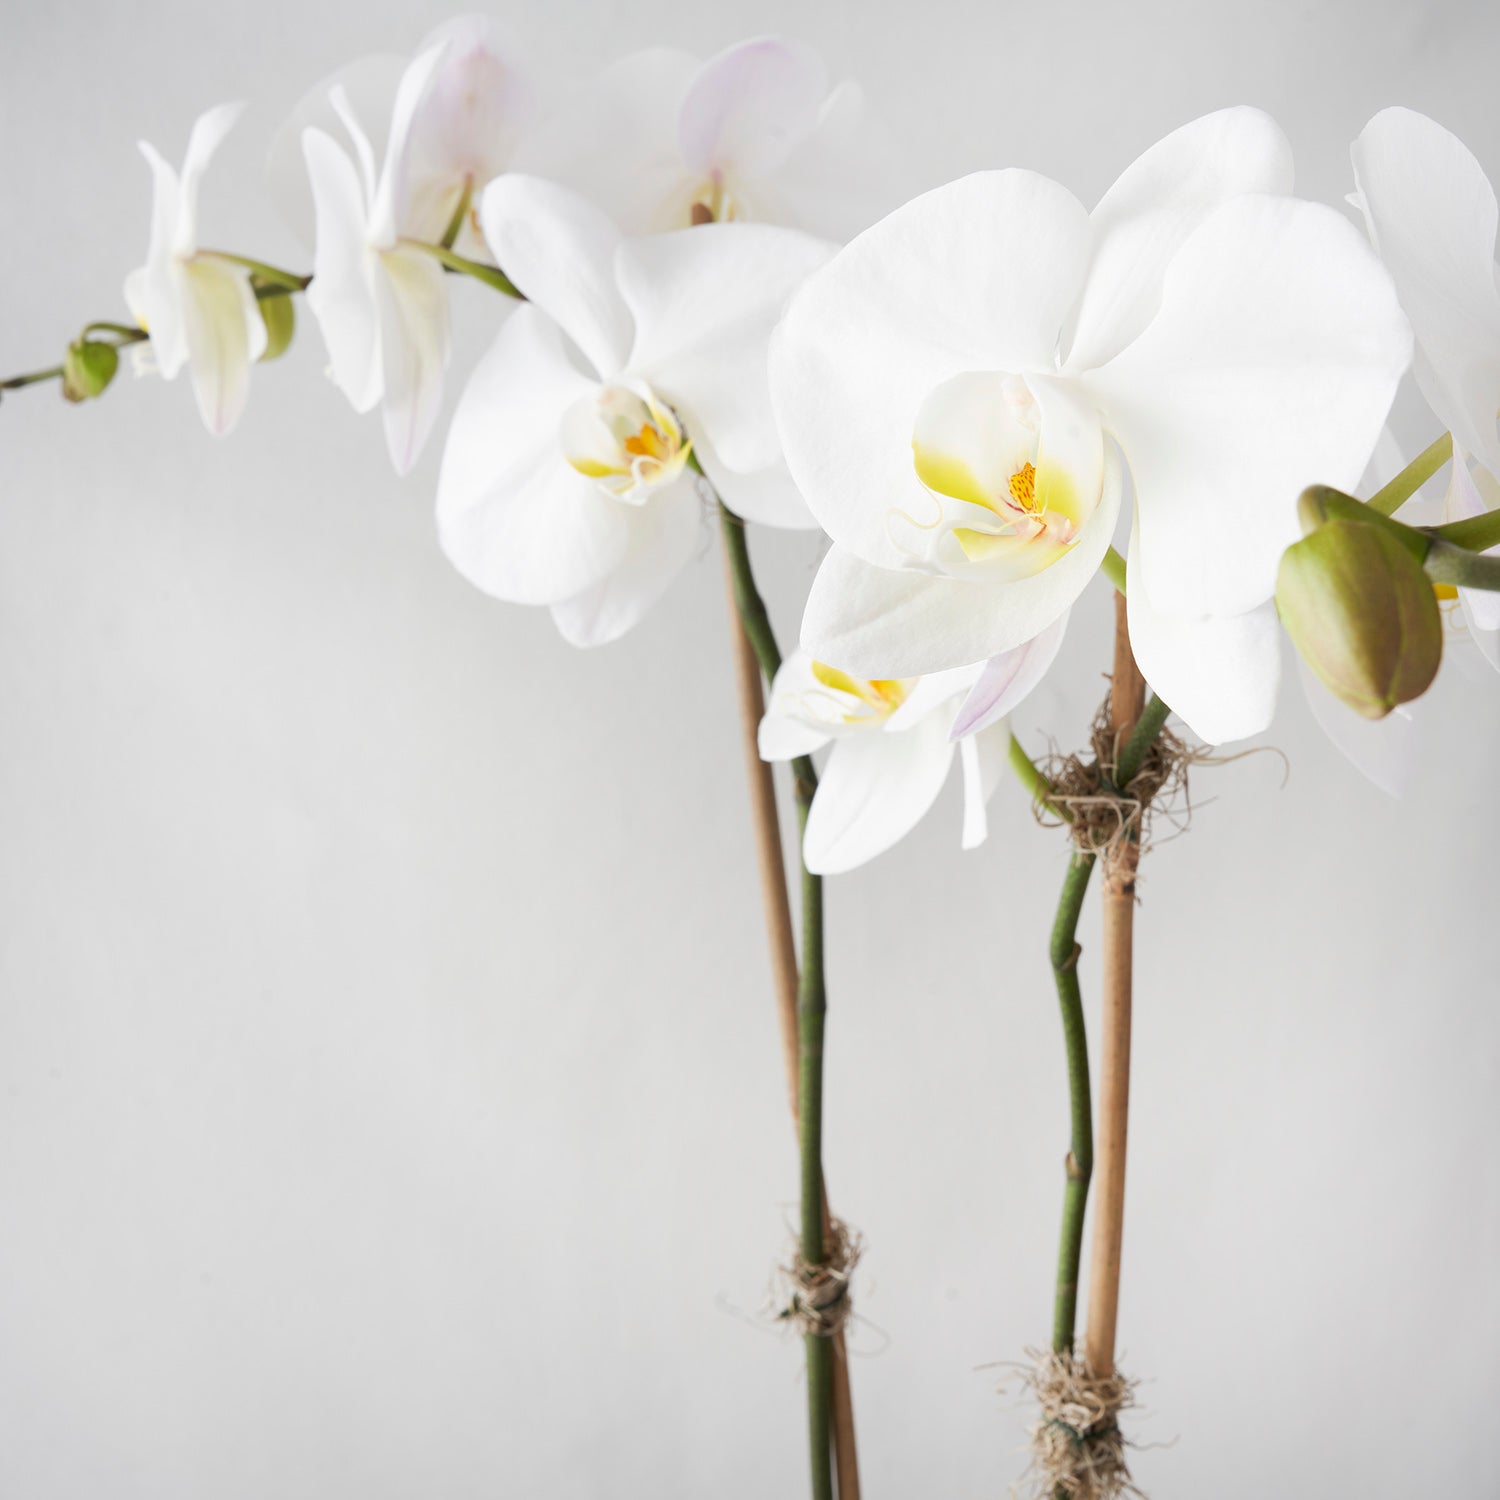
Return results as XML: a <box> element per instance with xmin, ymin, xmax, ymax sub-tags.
<box><xmin>892</xmin><ymin>369</ymin><xmax>1101</xmax><ymax>582</ymax></box>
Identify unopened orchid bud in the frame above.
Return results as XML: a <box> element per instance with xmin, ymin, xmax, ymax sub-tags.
<box><xmin>1276</xmin><ymin>518</ymin><xmax>1441</xmax><ymax>719</ymax></box>
<box><xmin>256</xmin><ymin>289</ymin><xmax>295</xmax><ymax>362</ymax></box>
<box><xmin>61</xmin><ymin>339</ymin><xmax>119</xmax><ymax>403</ymax></box>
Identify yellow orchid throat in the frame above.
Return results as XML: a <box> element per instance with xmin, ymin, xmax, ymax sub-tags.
<box><xmin>563</xmin><ymin>382</ymin><xmax>692</xmax><ymax>501</ymax></box>
<box><xmin>810</xmin><ymin>661</ymin><xmax>910</xmax><ymax>725</ymax></box>
<box><xmin>900</xmin><ymin>369</ymin><xmax>1102</xmax><ymax>582</ymax></box>
<box><xmin>912</xmin><ymin>443</ymin><xmax>1083</xmax><ymax>567</ymax></box>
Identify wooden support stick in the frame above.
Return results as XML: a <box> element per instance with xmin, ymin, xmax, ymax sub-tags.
<box><xmin>720</xmin><ymin>547</ymin><xmax>861</xmax><ymax>1500</ymax></box>
<box><xmin>1084</xmin><ymin>591</ymin><xmax>1146</xmax><ymax>1378</ymax></box>
<box><xmin>724</xmin><ymin>591</ymin><xmax>802</xmax><ymax>1117</ymax></box>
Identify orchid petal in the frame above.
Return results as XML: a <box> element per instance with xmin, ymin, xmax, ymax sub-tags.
<box><xmin>770</xmin><ymin>170</ymin><xmax>1092</xmax><ymax>569</ymax></box>
<box><xmin>515</xmin><ymin>48</ymin><xmax>700</xmax><ymax>235</ymax></box>
<box><xmin>618</xmin><ymin>222</ymin><xmax>833</xmax><ymax>474</ymax></box>
<box><xmin>368</xmin><ymin>44</ymin><xmax>449</xmax><ymax>246</ymax></box>
<box><xmin>407</xmin><ymin>17</ymin><xmax>535</xmax><ymax>204</ymax></box>
<box><xmin>767</xmin><ymin>80</ymin><xmax>894</xmax><ymax>241</ymax></box>
<box><xmin>437</xmin><ymin>305</ymin><xmax>629</xmax><ymax>605</ymax></box>
<box><xmin>1065</xmin><ymin>107</ymin><xmax>1293</xmax><ymax>371</ymax></box>
<box><xmin>178</xmin><ymin>257</ymin><xmax>266</xmax><ymax>436</ymax></box>
<box><xmin>375</xmin><ymin>245</ymin><xmax>450</xmax><ymax>474</ymax></box>
<box><xmin>480</xmin><ymin>174</ymin><xmax>633</xmax><ymax>378</ymax></box>
<box><xmin>268</xmin><ymin>55</ymin><xmax>407</xmax><ymax>248</ymax></box>
<box><xmin>303</xmin><ymin>127</ymin><xmax>382</xmax><ymax>413</ymax></box>
<box><xmin>802</xmin><ymin>711</ymin><xmax>956</xmax><ymax>875</ymax></box>
<box><xmin>1124</xmin><ymin>519</ymin><xmax>1280</xmax><ymax>744</ymax></box>
<box><xmin>176</xmin><ymin>102</ymin><xmax>244</xmax><ymax>256</ymax></box>
<box><xmin>550</xmin><ymin>477</ymin><xmax>704</xmax><ymax>648</ymax></box>
<box><xmin>800</xmin><ymin>442</ymin><xmax>1121</xmax><ymax>678</ymax></box>
<box><xmin>951</xmin><ymin>611</ymin><xmax>1069</xmax><ymax>739</ymax></box>
<box><xmin>960</xmin><ymin>720</ymin><xmax>1012</xmax><ymax>850</ymax></box>
<box><xmin>1082</xmin><ymin>195</ymin><xmax>1410</xmax><ymax>619</ymax></box>
<box><xmin>1352</xmin><ymin>108</ymin><xmax>1500</xmax><ymax>482</ymax></box>
<box><xmin>677</xmin><ymin>36</ymin><xmax>827</xmax><ymax>181</ymax></box>
<box><xmin>1460</xmin><ymin>598</ymin><xmax>1500</xmax><ymax>674</ymax></box>
<box><xmin>883</xmin><ymin>665</ymin><xmax>980</xmax><ymax>730</ymax></box>
<box><xmin>758</xmin><ymin>649</ymin><xmax>859</xmax><ymax>759</ymax></box>
<box><xmin>130</xmin><ymin>142</ymin><xmax>188</xmax><ymax>377</ymax></box>
<box><xmin>695</xmin><ymin>435</ymin><xmax>815</xmax><ymax>530</ymax></box>
<box><xmin>1298</xmin><ymin>655</ymin><xmax>1418</xmax><ymax>797</ymax></box>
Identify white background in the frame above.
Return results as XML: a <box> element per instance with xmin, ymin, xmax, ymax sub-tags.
<box><xmin>3</xmin><ymin>1</ymin><xmax>1499</xmax><ymax>1495</ymax></box>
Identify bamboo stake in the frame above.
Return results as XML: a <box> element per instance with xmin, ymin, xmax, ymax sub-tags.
<box><xmin>723</xmin><ymin>599</ymin><xmax>802</xmax><ymax>1116</ymax></box>
<box><xmin>1084</xmin><ymin>590</ymin><xmax>1146</xmax><ymax>1378</ymax></box>
<box><xmin>719</xmin><ymin>533</ymin><xmax>861</xmax><ymax>1500</ymax></box>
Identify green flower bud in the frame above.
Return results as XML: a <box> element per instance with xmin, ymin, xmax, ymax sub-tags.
<box><xmin>255</xmin><ymin>287</ymin><xmax>295</xmax><ymax>362</ymax></box>
<box><xmin>61</xmin><ymin>339</ymin><xmax>119</xmax><ymax>403</ymax></box>
<box><xmin>1276</xmin><ymin>518</ymin><xmax>1442</xmax><ymax>719</ymax></box>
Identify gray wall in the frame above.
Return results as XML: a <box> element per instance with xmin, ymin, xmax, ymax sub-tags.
<box><xmin>2</xmin><ymin>1</ymin><xmax>1497</xmax><ymax>1495</ymax></box>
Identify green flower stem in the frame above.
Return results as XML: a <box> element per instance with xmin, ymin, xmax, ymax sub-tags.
<box><xmin>0</xmin><ymin>364</ymin><xmax>66</xmax><ymax>392</ymax></box>
<box><xmin>1050</xmin><ymin>850</ymin><xmax>1098</xmax><ymax>1352</ymax></box>
<box><xmin>716</xmin><ymin>496</ymin><xmax>837</xmax><ymax>1500</ymax></box>
<box><xmin>1008</xmin><ymin>733</ymin><xmax>1069</xmax><ymax>823</ymax></box>
<box><xmin>1428</xmin><ymin>508</ymin><xmax>1500</xmax><ymax>555</ymax></box>
<box><xmin>439</xmin><ymin>178</ymin><xmax>474</xmax><ymax>251</ymax></box>
<box><xmin>1301</xmin><ymin>482</ymin><xmax>1500</xmax><ymax>589</ymax></box>
<box><xmin>1115</xmin><ymin>694</ymin><xmax>1172</xmax><ymax>786</ymax></box>
<box><xmin>1100</xmin><ymin>546</ymin><xmax>1128</xmax><ymax>593</ymax></box>
<box><xmin>200</xmin><ymin>250</ymin><xmax>311</xmax><ymax>290</ymax></box>
<box><xmin>81</xmin><ymin>321</ymin><xmax>146</xmax><ymax>339</ymax></box>
<box><xmin>795</xmin><ymin>787</ymin><xmax>831</xmax><ymax>1500</ymax></box>
<box><xmin>1366</xmin><ymin>431</ymin><xmax>1453</xmax><ymax>516</ymax></box>
<box><xmin>717</xmin><ymin>499</ymin><xmax>784</xmax><ymax>680</ymax></box>
<box><xmin>403</xmin><ymin>239</ymin><xmax>522</xmax><ymax>299</ymax></box>
<box><xmin>1424</xmin><ymin>538</ymin><xmax>1500</xmax><ymax>590</ymax></box>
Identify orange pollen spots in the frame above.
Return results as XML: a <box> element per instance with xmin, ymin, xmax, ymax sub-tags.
<box><xmin>1008</xmin><ymin>461</ymin><xmax>1038</xmax><ymax>513</ymax></box>
<box><xmin>623</xmin><ymin>424</ymin><xmax>669</xmax><ymax>461</ymax></box>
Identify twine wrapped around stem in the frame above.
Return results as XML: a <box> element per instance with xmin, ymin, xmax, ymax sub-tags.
<box><xmin>1035</xmin><ymin>698</ymin><xmax>1202</xmax><ymax>884</ymax></box>
<box><xmin>1018</xmin><ymin>1347</ymin><xmax>1143</xmax><ymax>1500</ymax></box>
<box><xmin>780</xmin><ymin>1217</ymin><xmax>862</xmax><ymax>1339</ymax></box>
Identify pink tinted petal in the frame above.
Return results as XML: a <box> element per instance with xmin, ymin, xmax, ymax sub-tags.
<box><xmin>678</xmin><ymin>36</ymin><xmax>827</xmax><ymax>180</ymax></box>
<box><xmin>959</xmin><ymin>720</ymin><xmax>1012</xmax><ymax>850</ymax></box>
<box><xmin>950</xmin><ymin>610</ymin><xmax>1068</xmax><ymax>739</ymax></box>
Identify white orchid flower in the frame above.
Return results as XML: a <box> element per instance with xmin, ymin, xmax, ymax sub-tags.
<box><xmin>436</xmin><ymin>176</ymin><xmax>833</xmax><ymax>647</ymax></box>
<box><xmin>771</xmin><ymin>108</ymin><xmax>1413</xmax><ymax>745</ymax></box>
<box><xmin>1352</xmin><ymin>107</ymin><xmax>1500</xmax><ymax>661</ymax></box>
<box><xmin>300</xmin><ymin>24</ymin><xmax>536</xmax><ymax>475</ymax></box>
<box><xmin>516</xmin><ymin>36</ymin><xmax>881</xmax><ymax>240</ymax></box>
<box><xmin>273</xmin><ymin>17</ymin><xmax>537</xmax><ymax>263</ymax></box>
<box><xmin>757</xmin><ymin>656</ymin><xmax>980</xmax><ymax>875</ymax></box>
<box><xmin>123</xmin><ymin>104</ymin><xmax>268</xmax><ymax>436</ymax></box>
<box><xmin>758</xmin><ymin>627</ymin><xmax>1059</xmax><ymax>875</ymax></box>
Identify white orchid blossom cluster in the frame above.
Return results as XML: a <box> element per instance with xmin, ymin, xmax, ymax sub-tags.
<box><xmin>32</xmin><ymin>20</ymin><xmax>1490</xmax><ymax>873</ymax></box>
<box><xmin>14</xmin><ymin>22</ymin><xmax>1500</xmax><ymax>1500</ymax></box>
